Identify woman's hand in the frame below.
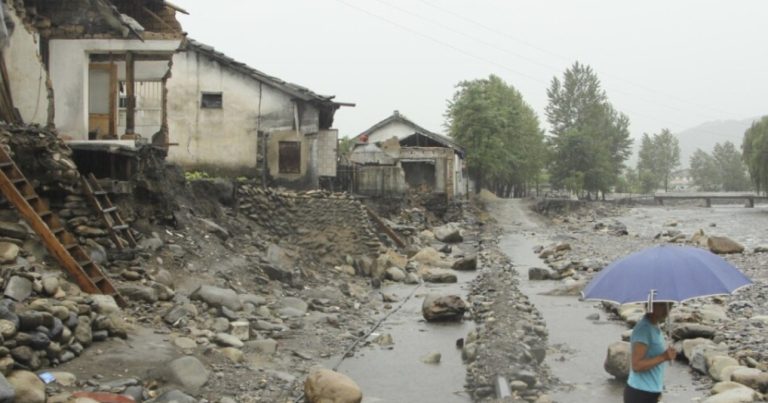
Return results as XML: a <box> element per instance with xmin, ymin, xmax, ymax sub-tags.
<box><xmin>664</xmin><ymin>347</ymin><xmax>677</xmax><ymax>361</ymax></box>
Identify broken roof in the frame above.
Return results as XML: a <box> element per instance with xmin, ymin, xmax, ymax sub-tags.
<box><xmin>357</xmin><ymin>110</ymin><xmax>465</xmax><ymax>154</ymax></box>
<box><xmin>17</xmin><ymin>0</ymin><xmax>183</xmax><ymax>40</ymax></box>
<box><xmin>185</xmin><ymin>39</ymin><xmax>351</xmax><ymax>107</ymax></box>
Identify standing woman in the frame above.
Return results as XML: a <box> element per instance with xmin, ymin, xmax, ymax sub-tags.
<box><xmin>624</xmin><ymin>302</ymin><xmax>677</xmax><ymax>403</ymax></box>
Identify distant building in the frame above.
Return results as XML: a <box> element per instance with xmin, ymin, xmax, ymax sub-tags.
<box><xmin>669</xmin><ymin>169</ymin><xmax>694</xmax><ymax>191</ymax></box>
<box><xmin>350</xmin><ymin>111</ymin><xmax>468</xmax><ymax>199</ymax></box>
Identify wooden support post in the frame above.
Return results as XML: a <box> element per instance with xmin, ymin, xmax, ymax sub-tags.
<box><xmin>125</xmin><ymin>51</ymin><xmax>136</xmax><ymax>135</ymax></box>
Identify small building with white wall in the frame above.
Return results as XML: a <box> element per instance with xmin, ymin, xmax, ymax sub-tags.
<box><xmin>166</xmin><ymin>39</ymin><xmax>352</xmax><ymax>188</ymax></box>
<box><xmin>352</xmin><ymin>111</ymin><xmax>468</xmax><ymax>199</ymax></box>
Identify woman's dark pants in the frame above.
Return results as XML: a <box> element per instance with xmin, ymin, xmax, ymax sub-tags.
<box><xmin>623</xmin><ymin>385</ymin><xmax>661</xmax><ymax>403</ymax></box>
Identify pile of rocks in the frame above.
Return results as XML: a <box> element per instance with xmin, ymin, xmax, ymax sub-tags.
<box><xmin>464</xmin><ymin>239</ymin><xmax>552</xmax><ymax>402</ymax></box>
<box><xmin>0</xmin><ymin>124</ymin><xmax>80</xmax><ymax>194</ymax></box>
<box><xmin>0</xmin><ymin>277</ymin><xmax>127</xmax><ymax>397</ymax></box>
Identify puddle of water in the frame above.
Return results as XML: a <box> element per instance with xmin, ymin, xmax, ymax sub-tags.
<box><xmin>500</xmin><ymin>232</ymin><xmax>703</xmax><ymax>402</ymax></box>
<box><xmin>331</xmin><ymin>272</ymin><xmax>475</xmax><ymax>403</ymax></box>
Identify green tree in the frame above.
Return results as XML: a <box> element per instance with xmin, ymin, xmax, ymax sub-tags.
<box><xmin>338</xmin><ymin>136</ymin><xmax>354</xmax><ymax>159</ymax></box>
<box><xmin>742</xmin><ymin>116</ymin><xmax>768</xmax><ymax>194</ymax></box>
<box><xmin>615</xmin><ymin>167</ymin><xmax>640</xmax><ymax>194</ymax></box>
<box><xmin>545</xmin><ymin>62</ymin><xmax>632</xmax><ymax>198</ymax></box>
<box><xmin>712</xmin><ymin>141</ymin><xmax>750</xmax><ymax>191</ymax></box>
<box><xmin>446</xmin><ymin>75</ymin><xmax>546</xmax><ymax>196</ymax></box>
<box><xmin>636</xmin><ymin>129</ymin><xmax>680</xmax><ymax>192</ymax></box>
<box><xmin>637</xmin><ymin>133</ymin><xmax>658</xmax><ymax>193</ymax></box>
<box><xmin>689</xmin><ymin>149</ymin><xmax>720</xmax><ymax>191</ymax></box>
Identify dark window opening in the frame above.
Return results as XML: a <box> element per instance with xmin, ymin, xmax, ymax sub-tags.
<box><xmin>402</xmin><ymin>161</ymin><xmax>436</xmax><ymax>191</ymax></box>
<box><xmin>279</xmin><ymin>141</ymin><xmax>301</xmax><ymax>174</ymax></box>
<box><xmin>201</xmin><ymin>92</ymin><xmax>223</xmax><ymax>109</ymax></box>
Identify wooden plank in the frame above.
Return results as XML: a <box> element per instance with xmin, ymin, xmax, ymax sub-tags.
<box><xmin>90</xmin><ymin>53</ymin><xmax>174</xmax><ymax>62</ymax></box>
<box><xmin>365</xmin><ymin>206</ymin><xmax>405</xmax><ymax>248</ymax></box>
<box><xmin>125</xmin><ymin>52</ymin><xmax>135</xmax><ymax>135</ymax></box>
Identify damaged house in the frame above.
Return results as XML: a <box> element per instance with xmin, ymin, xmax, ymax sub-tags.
<box><xmin>351</xmin><ymin>110</ymin><xmax>468</xmax><ymax>199</ymax></box>
<box><xmin>165</xmin><ymin>39</ymin><xmax>353</xmax><ymax>188</ymax></box>
<box><xmin>2</xmin><ymin>0</ymin><xmax>186</xmax><ymax>180</ymax></box>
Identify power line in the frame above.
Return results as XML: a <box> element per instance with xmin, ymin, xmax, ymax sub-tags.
<box><xmin>333</xmin><ymin>0</ymin><xmax>548</xmax><ymax>85</ymax></box>
<box><xmin>415</xmin><ymin>0</ymin><xmax>739</xmax><ymax>118</ymax></box>
<box><xmin>335</xmin><ymin>0</ymin><xmax>747</xmax><ymax>139</ymax></box>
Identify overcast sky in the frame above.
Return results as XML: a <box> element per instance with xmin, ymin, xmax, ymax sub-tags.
<box><xmin>178</xmin><ymin>1</ymin><xmax>768</xmax><ymax>141</ymax></box>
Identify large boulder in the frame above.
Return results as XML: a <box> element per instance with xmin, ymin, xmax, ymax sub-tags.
<box><xmin>690</xmin><ymin>343</ymin><xmax>729</xmax><ymax>374</ymax></box>
<box><xmin>411</xmin><ymin>247</ymin><xmax>450</xmax><ymax>268</ymax></box>
<box><xmin>7</xmin><ymin>370</ymin><xmax>45</xmax><ymax>403</ymax></box>
<box><xmin>709</xmin><ymin>356</ymin><xmax>740</xmax><ymax>381</ymax></box>
<box><xmin>153</xmin><ymin>356</ymin><xmax>210</xmax><ymax>395</ymax></box>
<box><xmin>3</xmin><ymin>276</ymin><xmax>32</xmax><ymax>302</ymax></box>
<box><xmin>117</xmin><ymin>285</ymin><xmax>159</xmax><ymax>303</ymax></box>
<box><xmin>190</xmin><ymin>285</ymin><xmax>242</xmax><ymax>311</ymax></box>
<box><xmin>422</xmin><ymin>294</ymin><xmax>467</xmax><ymax>322</ymax></box>
<box><xmin>528</xmin><ymin>267</ymin><xmax>553</xmax><ymax>280</ymax></box>
<box><xmin>708</xmin><ymin>236</ymin><xmax>745</xmax><ymax>254</ymax></box>
<box><xmin>0</xmin><ymin>243</ymin><xmax>20</xmax><ymax>264</ymax></box>
<box><xmin>452</xmin><ymin>255</ymin><xmax>477</xmax><ymax>271</ymax></box>
<box><xmin>682</xmin><ymin>338</ymin><xmax>716</xmax><ymax>361</ymax></box>
<box><xmin>604</xmin><ymin>341</ymin><xmax>630</xmax><ymax>379</ymax></box>
<box><xmin>0</xmin><ymin>222</ymin><xmax>28</xmax><ymax>240</ymax></box>
<box><xmin>304</xmin><ymin>367</ymin><xmax>362</xmax><ymax>403</ymax></box>
<box><xmin>703</xmin><ymin>382</ymin><xmax>759</xmax><ymax>403</ymax></box>
<box><xmin>671</xmin><ymin>323</ymin><xmax>716</xmax><ymax>340</ymax></box>
<box><xmin>419</xmin><ymin>268</ymin><xmax>457</xmax><ymax>283</ymax></box>
<box><xmin>0</xmin><ymin>373</ymin><xmax>14</xmax><ymax>403</ymax></box>
<box><xmin>433</xmin><ymin>223</ymin><xmax>463</xmax><ymax>243</ymax></box>
<box><xmin>691</xmin><ymin>229</ymin><xmax>709</xmax><ymax>247</ymax></box>
<box><xmin>384</xmin><ymin>267</ymin><xmax>406</xmax><ymax>282</ymax></box>
<box><xmin>380</xmin><ymin>249</ymin><xmax>407</xmax><ymax>270</ymax></box>
<box><xmin>730</xmin><ymin>368</ymin><xmax>768</xmax><ymax>392</ymax></box>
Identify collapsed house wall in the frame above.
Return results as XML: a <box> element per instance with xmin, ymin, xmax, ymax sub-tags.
<box><xmin>2</xmin><ymin>2</ymin><xmax>51</xmax><ymax>125</ymax></box>
<box><xmin>399</xmin><ymin>147</ymin><xmax>455</xmax><ymax>197</ymax></box>
<box><xmin>48</xmin><ymin>38</ymin><xmax>181</xmax><ymax>139</ymax></box>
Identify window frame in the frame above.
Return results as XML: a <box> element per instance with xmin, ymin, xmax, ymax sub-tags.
<box><xmin>200</xmin><ymin>92</ymin><xmax>223</xmax><ymax>109</ymax></box>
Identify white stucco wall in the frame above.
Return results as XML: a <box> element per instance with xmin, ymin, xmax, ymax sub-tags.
<box><xmin>316</xmin><ymin>129</ymin><xmax>338</xmax><ymax>177</ymax></box>
<box><xmin>48</xmin><ymin>38</ymin><xmax>180</xmax><ymax>139</ymax></box>
<box><xmin>2</xmin><ymin>5</ymin><xmax>49</xmax><ymax>125</ymax></box>
<box><xmin>454</xmin><ymin>154</ymin><xmax>467</xmax><ymax>197</ymax></box>
<box><xmin>166</xmin><ymin>48</ymin><xmax>323</xmax><ymax>175</ymax></box>
<box><xmin>366</xmin><ymin>121</ymin><xmax>418</xmax><ymax>143</ymax></box>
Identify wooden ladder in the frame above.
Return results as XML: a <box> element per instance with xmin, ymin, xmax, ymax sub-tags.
<box><xmin>0</xmin><ymin>146</ymin><xmax>125</xmax><ymax>306</ymax></box>
<box><xmin>81</xmin><ymin>173</ymin><xmax>136</xmax><ymax>249</ymax></box>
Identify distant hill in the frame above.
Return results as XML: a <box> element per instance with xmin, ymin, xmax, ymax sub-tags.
<box><xmin>675</xmin><ymin>118</ymin><xmax>761</xmax><ymax>168</ymax></box>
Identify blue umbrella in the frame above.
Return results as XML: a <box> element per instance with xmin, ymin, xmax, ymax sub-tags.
<box><xmin>582</xmin><ymin>245</ymin><xmax>752</xmax><ymax>304</ymax></box>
